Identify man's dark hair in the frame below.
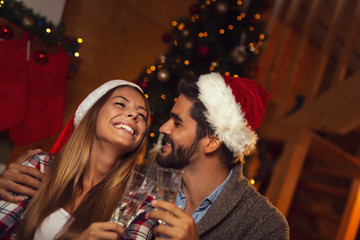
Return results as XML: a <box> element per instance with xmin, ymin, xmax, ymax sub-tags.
<box><xmin>178</xmin><ymin>75</ymin><xmax>234</xmax><ymax>169</ymax></box>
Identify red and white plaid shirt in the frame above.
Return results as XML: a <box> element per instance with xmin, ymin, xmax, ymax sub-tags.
<box><xmin>0</xmin><ymin>153</ymin><xmax>157</xmax><ymax>240</ymax></box>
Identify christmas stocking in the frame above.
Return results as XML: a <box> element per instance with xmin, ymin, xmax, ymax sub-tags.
<box><xmin>9</xmin><ymin>48</ymin><xmax>69</xmax><ymax>145</ymax></box>
<box><xmin>0</xmin><ymin>33</ymin><xmax>29</xmax><ymax>131</ymax></box>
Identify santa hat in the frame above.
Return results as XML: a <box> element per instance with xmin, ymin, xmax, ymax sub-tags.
<box><xmin>50</xmin><ymin>80</ymin><xmax>143</xmax><ymax>154</ymax></box>
<box><xmin>196</xmin><ymin>72</ymin><xmax>269</xmax><ymax>156</ymax></box>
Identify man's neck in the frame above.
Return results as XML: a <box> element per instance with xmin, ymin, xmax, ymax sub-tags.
<box><xmin>181</xmin><ymin>158</ymin><xmax>230</xmax><ymax>215</ymax></box>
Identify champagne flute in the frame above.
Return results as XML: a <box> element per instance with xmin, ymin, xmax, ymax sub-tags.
<box><xmin>112</xmin><ymin>170</ymin><xmax>156</xmax><ymax>227</ymax></box>
<box><xmin>155</xmin><ymin>167</ymin><xmax>182</xmax><ymax>225</ymax></box>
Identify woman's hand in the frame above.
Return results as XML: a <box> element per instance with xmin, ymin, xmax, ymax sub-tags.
<box><xmin>0</xmin><ymin>149</ymin><xmax>44</xmax><ymax>202</ymax></box>
<box><xmin>146</xmin><ymin>200</ymin><xmax>199</xmax><ymax>240</ymax></box>
<box><xmin>76</xmin><ymin>222</ymin><xmax>125</xmax><ymax>240</ymax></box>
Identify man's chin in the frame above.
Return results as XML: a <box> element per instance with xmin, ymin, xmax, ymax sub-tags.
<box><xmin>155</xmin><ymin>154</ymin><xmax>183</xmax><ymax>169</ymax></box>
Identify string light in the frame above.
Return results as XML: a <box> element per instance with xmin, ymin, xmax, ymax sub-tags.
<box><xmin>45</xmin><ymin>28</ymin><xmax>51</xmax><ymax>33</ymax></box>
<box><xmin>228</xmin><ymin>25</ymin><xmax>234</xmax><ymax>30</ymax></box>
<box><xmin>74</xmin><ymin>52</ymin><xmax>80</xmax><ymax>57</ymax></box>
<box><xmin>209</xmin><ymin>66</ymin><xmax>215</xmax><ymax>71</ymax></box>
<box><xmin>225</xmin><ymin>72</ymin><xmax>230</xmax><ymax>76</ymax></box>
<box><xmin>219</xmin><ymin>29</ymin><xmax>225</xmax><ymax>34</ymax></box>
<box><xmin>205</xmin><ymin>0</ymin><xmax>211</xmax><ymax>5</ymax></box>
<box><xmin>77</xmin><ymin>38</ymin><xmax>83</xmax><ymax>44</ymax></box>
<box><xmin>174</xmin><ymin>97</ymin><xmax>178</xmax><ymax>102</ymax></box>
<box><xmin>234</xmin><ymin>74</ymin><xmax>239</xmax><ymax>77</ymax></box>
<box><xmin>146</xmin><ymin>69</ymin><xmax>152</xmax><ymax>74</ymax></box>
<box><xmin>255</xmin><ymin>13</ymin><xmax>261</xmax><ymax>20</ymax></box>
<box><xmin>161</xmin><ymin>94</ymin><xmax>166</xmax><ymax>100</ymax></box>
<box><xmin>249</xmin><ymin>26</ymin><xmax>254</xmax><ymax>31</ymax></box>
<box><xmin>145</xmin><ymin>94</ymin><xmax>149</xmax><ymax>99</ymax></box>
<box><xmin>184</xmin><ymin>60</ymin><xmax>189</xmax><ymax>65</ymax></box>
<box><xmin>172</xmin><ymin>21</ymin><xmax>177</xmax><ymax>27</ymax></box>
<box><xmin>249</xmin><ymin>178</ymin><xmax>255</xmax><ymax>185</ymax></box>
<box><xmin>259</xmin><ymin>33</ymin><xmax>265</xmax><ymax>40</ymax></box>
<box><xmin>150</xmin><ymin>133</ymin><xmax>155</xmax><ymax>138</ymax></box>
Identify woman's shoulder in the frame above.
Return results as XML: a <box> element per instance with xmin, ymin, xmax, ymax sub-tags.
<box><xmin>23</xmin><ymin>153</ymin><xmax>54</xmax><ymax>174</ymax></box>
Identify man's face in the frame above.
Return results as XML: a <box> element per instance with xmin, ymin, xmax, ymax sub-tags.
<box><xmin>156</xmin><ymin>95</ymin><xmax>200</xmax><ymax>169</ymax></box>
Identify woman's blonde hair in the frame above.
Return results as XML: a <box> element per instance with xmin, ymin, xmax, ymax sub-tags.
<box><xmin>17</xmin><ymin>86</ymin><xmax>151</xmax><ymax>240</ymax></box>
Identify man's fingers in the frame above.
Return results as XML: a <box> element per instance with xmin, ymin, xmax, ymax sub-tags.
<box><xmin>0</xmin><ymin>189</ymin><xmax>26</xmax><ymax>202</ymax></box>
<box><xmin>150</xmin><ymin>200</ymin><xmax>185</xmax><ymax>217</ymax></box>
<box><xmin>6</xmin><ymin>163</ymin><xmax>45</xmax><ymax>182</ymax></box>
<box><xmin>15</xmin><ymin>149</ymin><xmax>42</xmax><ymax>164</ymax></box>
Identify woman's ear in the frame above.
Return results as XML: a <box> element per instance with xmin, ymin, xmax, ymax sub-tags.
<box><xmin>204</xmin><ymin>135</ymin><xmax>221</xmax><ymax>154</ymax></box>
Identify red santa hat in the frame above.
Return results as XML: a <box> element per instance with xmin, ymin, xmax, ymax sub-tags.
<box><xmin>50</xmin><ymin>80</ymin><xmax>143</xmax><ymax>154</ymax></box>
<box><xmin>196</xmin><ymin>72</ymin><xmax>269</xmax><ymax>156</ymax></box>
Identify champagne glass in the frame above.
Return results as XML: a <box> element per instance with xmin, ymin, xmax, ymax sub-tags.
<box><xmin>112</xmin><ymin>170</ymin><xmax>156</xmax><ymax>227</ymax></box>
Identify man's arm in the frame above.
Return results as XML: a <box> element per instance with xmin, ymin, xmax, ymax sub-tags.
<box><xmin>0</xmin><ymin>149</ymin><xmax>45</xmax><ymax>202</ymax></box>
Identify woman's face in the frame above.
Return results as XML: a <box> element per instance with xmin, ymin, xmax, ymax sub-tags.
<box><xmin>95</xmin><ymin>86</ymin><xmax>148</xmax><ymax>154</ymax></box>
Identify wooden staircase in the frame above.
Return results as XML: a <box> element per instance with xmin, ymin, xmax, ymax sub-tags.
<box><xmin>255</xmin><ymin>0</ymin><xmax>360</xmax><ymax>239</ymax></box>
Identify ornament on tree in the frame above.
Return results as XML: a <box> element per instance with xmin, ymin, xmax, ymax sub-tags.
<box><xmin>162</xmin><ymin>33</ymin><xmax>172</xmax><ymax>43</ymax></box>
<box><xmin>231</xmin><ymin>45</ymin><xmax>248</xmax><ymax>64</ymax></box>
<box><xmin>215</xmin><ymin>2</ymin><xmax>229</xmax><ymax>14</ymax></box>
<box><xmin>22</xmin><ymin>16</ymin><xmax>35</xmax><ymax>28</ymax></box>
<box><xmin>182</xmin><ymin>29</ymin><xmax>190</xmax><ymax>36</ymax></box>
<box><xmin>185</xmin><ymin>41</ymin><xmax>193</xmax><ymax>49</ymax></box>
<box><xmin>35</xmin><ymin>50</ymin><xmax>49</xmax><ymax>64</ymax></box>
<box><xmin>189</xmin><ymin>4</ymin><xmax>201</xmax><ymax>14</ymax></box>
<box><xmin>157</xmin><ymin>69</ymin><xmax>170</xmax><ymax>82</ymax></box>
<box><xmin>197</xmin><ymin>45</ymin><xmax>210</xmax><ymax>58</ymax></box>
<box><xmin>0</xmin><ymin>25</ymin><xmax>14</xmax><ymax>39</ymax></box>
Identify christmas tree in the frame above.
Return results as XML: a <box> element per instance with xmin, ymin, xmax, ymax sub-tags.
<box><xmin>136</xmin><ymin>0</ymin><xmax>269</xmax><ymax>148</ymax></box>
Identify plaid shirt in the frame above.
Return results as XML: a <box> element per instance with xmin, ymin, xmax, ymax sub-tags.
<box><xmin>0</xmin><ymin>153</ymin><xmax>157</xmax><ymax>240</ymax></box>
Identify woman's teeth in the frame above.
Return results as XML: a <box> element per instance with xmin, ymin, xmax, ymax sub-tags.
<box><xmin>115</xmin><ymin>124</ymin><xmax>134</xmax><ymax>134</ymax></box>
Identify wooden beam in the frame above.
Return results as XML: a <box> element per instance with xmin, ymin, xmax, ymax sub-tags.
<box><xmin>258</xmin><ymin>123</ymin><xmax>304</xmax><ymax>142</ymax></box>
<box><xmin>263</xmin><ymin>0</ymin><xmax>301</xmax><ymax>89</ymax></box>
<box><xmin>273</xmin><ymin>0</ymin><xmax>322</xmax><ymax>120</ymax></box>
<box><xmin>304</xmin><ymin>0</ymin><xmax>348</xmax><ymax>102</ymax></box>
<box><xmin>331</xmin><ymin>1</ymin><xmax>360</xmax><ymax>86</ymax></box>
<box><xmin>336</xmin><ymin>179</ymin><xmax>360</xmax><ymax>240</ymax></box>
<box><xmin>281</xmin><ymin>71</ymin><xmax>360</xmax><ymax>134</ymax></box>
<box><xmin>265</xmin><ymin>129</ymin><xmax>312</xmax><ymax>216</ymax></box>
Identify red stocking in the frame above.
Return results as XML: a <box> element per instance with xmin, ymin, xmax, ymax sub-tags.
<box><xmin>9</xmin><ymin>48</ymin><xmax>69</xmax><ymax>145</ymax></box>
<box><xmin>0</xmin><ymin>33</ymin><xmax>29</xmax><ymax>131</ymax></box>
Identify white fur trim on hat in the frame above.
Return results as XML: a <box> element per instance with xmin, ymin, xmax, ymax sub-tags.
<box><xmin>74</xmin><ymin>80</ymin><xmax>143</xmax><ymax>127</ymax></box>
<box><xmin>196</xmin><ymin>72</ymin><xmax>258</xmax><ymax>156</ymax></box>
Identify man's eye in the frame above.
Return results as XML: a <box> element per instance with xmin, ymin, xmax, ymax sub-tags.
<box><xmin>173</xmin><ymin>121</ymin><xmax>180</xmax><ymax>127</ymax></box>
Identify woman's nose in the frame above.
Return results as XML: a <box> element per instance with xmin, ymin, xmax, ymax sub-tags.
<box><xmin>127</xmin><ymin>110</ymin><xmax>138</xmax><ymax>120</ymax></box>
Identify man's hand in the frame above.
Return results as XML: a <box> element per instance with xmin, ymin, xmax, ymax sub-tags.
<box><xmin>0</xmin><ymin>149</ymin><xmax>45</xmax><ymax>202</ymax></box>
<box><xmin>76</xmin><ymin>222</ymin><xmax>124</xmax><ymax>240</ymax></box>
<box><xmin>146</xmin><ymin>200</ymin><xmax>199</xmax><ymax>240</ymax></box>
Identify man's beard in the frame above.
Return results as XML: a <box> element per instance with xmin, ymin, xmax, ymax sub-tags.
<box><xmin>156</xmin><ymin>134</ymin><xmax>200</xmax><ymax>169</ymax></box>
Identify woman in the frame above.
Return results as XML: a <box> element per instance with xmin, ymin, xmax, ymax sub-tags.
<box><xmin>1</xmin><ymin>80</ymin><xmax>156</xmax><ymax>239</ymax></box>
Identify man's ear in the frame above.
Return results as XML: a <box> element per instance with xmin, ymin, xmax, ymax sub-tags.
<box><xmin>204</xmin><ymin>135</ymin><xmax>221</xmax><ymax>154</ymax></box>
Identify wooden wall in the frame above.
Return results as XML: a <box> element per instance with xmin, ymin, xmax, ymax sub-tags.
<box><xmin>8</xmin><ymin>0</ymin><xmax>196</xmax><ymax>162</ymax></box>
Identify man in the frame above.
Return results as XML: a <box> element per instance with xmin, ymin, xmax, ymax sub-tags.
<box><xmin>0</xmin><ymin>73</ymin><xmax>289</xmax><ymax>239</ymax></box>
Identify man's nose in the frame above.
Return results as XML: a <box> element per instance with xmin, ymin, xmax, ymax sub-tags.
<box><xmin>159</xmin><ymin>119</ymin><xmax>172</xmax><ymax>134</ymax></box>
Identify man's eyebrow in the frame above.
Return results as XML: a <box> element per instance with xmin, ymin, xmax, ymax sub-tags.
<box><xmin>114</xmin><ymin>96</ymin><xmax>146</xmax><ymax>111</ymax></box>
<box><xmin>170</xmin><ymin>112</ymin><xmax>183</xmax><ymax>122</ymax></box>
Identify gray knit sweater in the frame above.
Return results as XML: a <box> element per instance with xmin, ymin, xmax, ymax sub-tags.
<box><xmin>141</xmin><ymin>163</ymin><xmax>289</xmax><ymax>239</ymax></box>
<box><xmin>196</xmin><ymin>164</ymin><xmax>289</xmax><ymax>239</ymax></box>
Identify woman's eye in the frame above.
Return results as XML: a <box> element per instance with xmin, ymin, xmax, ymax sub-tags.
<box><xmin>139</xmin><ymin>113</ymin><xmax>146</xmax><ymax>119</ymax></box>
<box><xmin>115</xmin><ymin>102</ymin><xmax>125</xmax><ymax>107</ymax></box>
